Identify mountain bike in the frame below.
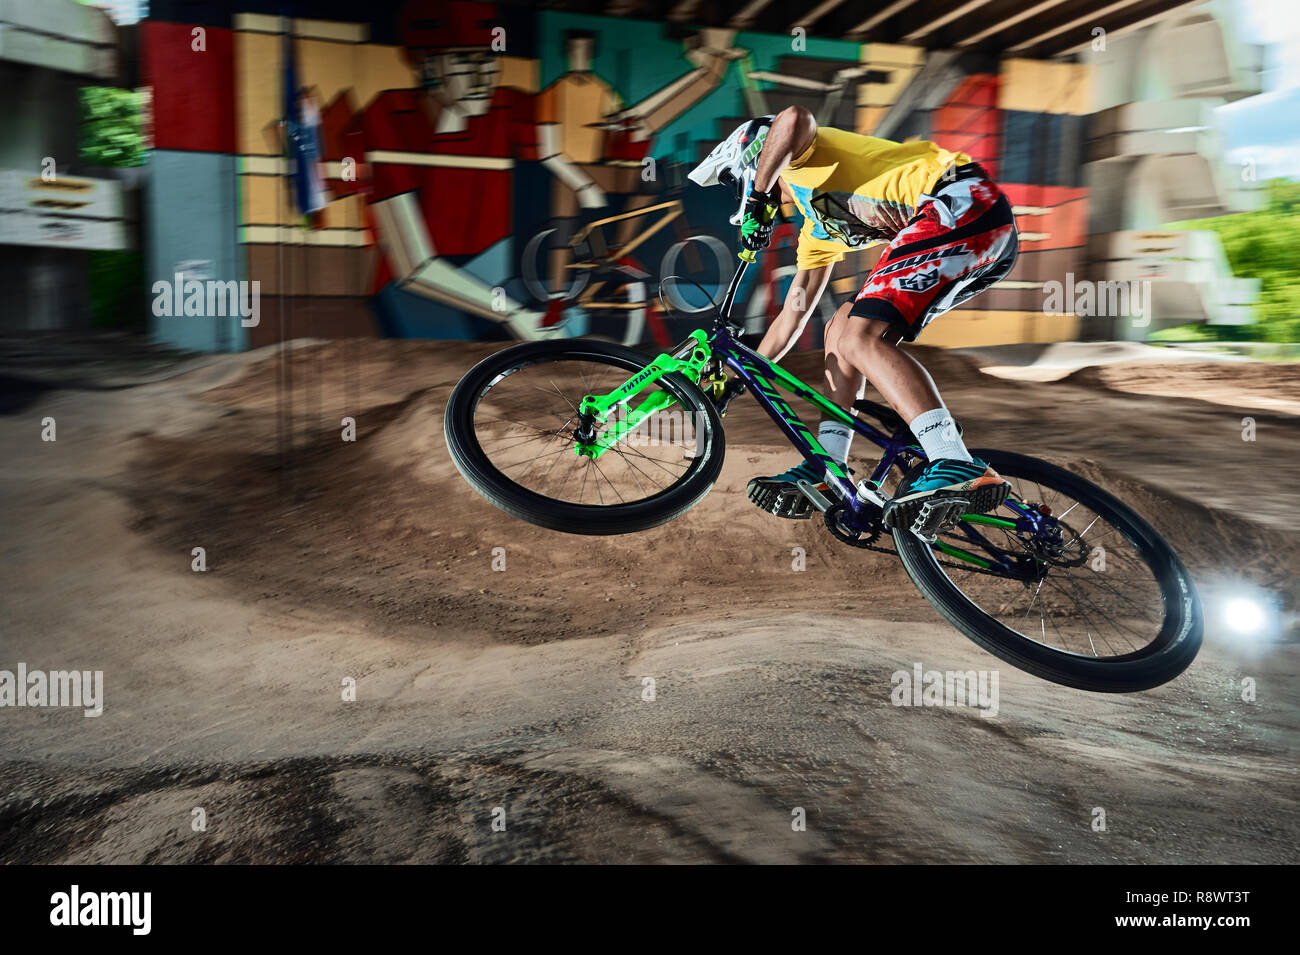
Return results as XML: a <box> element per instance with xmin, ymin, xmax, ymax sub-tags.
<box><xmin>445</xmin><ymin>251</ymin><xmax>1202</xmax><ymax>692</ymax></box>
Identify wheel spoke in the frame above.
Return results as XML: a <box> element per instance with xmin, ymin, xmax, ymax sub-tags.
<box><xmin>923</xmin><ymin>463</ymin><xmax>1170</xmax><ymax>661</ymax></box>
<box><xmin>465</xmin><ymin>353</ymin><xmax>708</xmax><ymax>509</ymax></box>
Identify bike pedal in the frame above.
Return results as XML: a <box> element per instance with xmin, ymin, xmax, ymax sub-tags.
<box><xmin>909</xmin><ymin>496</ymin><xmax>969</xmax><ymax>543</ymax></box>
<box><xmin>746</xmin><ymin>480</ymin><xmax>813</xmax><ymax>520</ymax></box>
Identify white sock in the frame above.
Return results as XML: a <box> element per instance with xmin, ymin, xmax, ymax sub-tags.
<box><xmin>909</xmin><ymin>407</ymin><xmax>973</xmax><ymax>462</ymax></box>
<box><xmin>818</xmin><ymin>420</ymin><xmax>853</xmax><ymax>464</ymax></box>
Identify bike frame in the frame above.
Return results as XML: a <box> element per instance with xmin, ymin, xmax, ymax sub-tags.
<box><xmin>575</xmin><ymin>257</ymin><xmax>1059</xmax><ymax>575</ymax></box>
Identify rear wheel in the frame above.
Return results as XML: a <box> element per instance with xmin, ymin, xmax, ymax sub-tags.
<box><xmin>444</xmin><ymin>339</ymin><xmax>725</xmax><ymax>535</ymax></box>
<box><xmin>892</xmin><ymin>449</ymin><xmax>1202</xmax><ymax>692</ymax></box>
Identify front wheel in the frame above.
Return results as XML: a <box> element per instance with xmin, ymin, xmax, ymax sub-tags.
<box><xmin>893</xmin><ymin>449</ymin><xmax>1202</xmax><ymax>692</ymax></box>
<box><xmin>444</xmin><ymin>339</ymin><xmax>725</xmax><ymax>535</ymax></box>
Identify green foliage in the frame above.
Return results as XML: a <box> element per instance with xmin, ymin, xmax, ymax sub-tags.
<box><xmin>79</xmin><ymin>86</ymin><xmax>144</xmax><ymax>168</ymax></box>
<box><xmin>1149</xmin><ymin>323</ymin><xmax>1253</xmax><ymax>343</ymax></box>
<box><xmin>1167</xmin><ymin>179</ymin><xmax>1300</xmax><ymax>340</ymax></box>
<box><xmin>79</xmin><ymin>86</ymin><xmax>145</xmax><ymax>328</ymax></box>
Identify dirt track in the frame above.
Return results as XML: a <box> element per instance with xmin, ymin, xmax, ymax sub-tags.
<box><xmin>1</xmin><ymin>340</ymin><xmax>1296</xmax><ymax>864</ymax></box>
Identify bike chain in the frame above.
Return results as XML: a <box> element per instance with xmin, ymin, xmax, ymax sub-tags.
<box><xmin>829</xmin><ymin>519</ymin><xmax>1050</xmax><ymax>584</ymax></box>
<box><xmin>827</xmin><ymin>527</ymin><xmax>1030</xmax><ymax>580</ymax></box>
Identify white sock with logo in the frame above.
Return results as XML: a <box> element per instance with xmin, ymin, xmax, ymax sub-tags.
<box><xmin>909</xmin><ymin>408</ymin><xmax>973</xmax><ymax>463</ymax></box>
<box><xmin>818</xmin><ymin>420</ymin><xmax>853</xmax><ymax>465</ymax></box>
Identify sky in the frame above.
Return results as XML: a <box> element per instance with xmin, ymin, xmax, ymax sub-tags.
<box><xmin>92</xmin><ymin>0</ymin><xmax>145</xmax><ymax>24</ymax></box>
<box><xmin>1218</xmin><ymin>0</ymin><xmax>1300</xmax><ymax>179</ymax></box>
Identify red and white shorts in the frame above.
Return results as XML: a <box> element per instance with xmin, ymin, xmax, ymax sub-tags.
<box><xmin>849</xmin><ymin>164</ymin><xmax>1018</xmax><ymax>341</ymax></box>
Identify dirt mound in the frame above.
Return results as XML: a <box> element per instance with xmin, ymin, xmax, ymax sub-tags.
<box><xmin>114</xmin><ymin>338</ymin><xmax>1300</xmax><ymax>647</ymax></box>
<box><xmin>968</xmin><ymin>340</ymin><xmax>1247</xmax><ymax>377</ymax></box>
<box><xmin>125</xmin><ymin>366</ymin><xmax>926</xmax><ymax>644</ymax></box>
<box><xmin>1061</xmin><ymin>360</ymin><xmax>1300</xmax><ymax>415</ymax></box>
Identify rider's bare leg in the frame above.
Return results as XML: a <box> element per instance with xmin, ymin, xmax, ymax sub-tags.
<box><xmin>814</xmin><ymin>305</ymin><xmax>864</xmax><ymax>464</ymax></box>
<box><xmin>828</xmin><ymin>303</ymin><xmax>945</xmax><ymax>423</ymax></box>
<box><xmin>830</xmin><ymin>303</ymin><xmax>978</xmax><ymax>466</ymax></box>
<box><xmin>823</xmin><ymin>302</ymin><xmax>866</xmax><ymax>411</ymax></box>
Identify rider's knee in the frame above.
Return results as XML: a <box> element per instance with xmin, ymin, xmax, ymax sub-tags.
<box><xmin>824</xmin><ymin>301</ymin><xmax>854</xmax><ymax>354</ymax></box>
<box><xmin>835</xmin><ymin>315</ymin><xmax>895</xmax><ymax>368</ymax></box>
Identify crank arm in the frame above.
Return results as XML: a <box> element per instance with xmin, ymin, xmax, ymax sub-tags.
<box><xmin>796</xmin><ymin>479</ymin><xmax>835</xmax><ymax>514</ymax></box>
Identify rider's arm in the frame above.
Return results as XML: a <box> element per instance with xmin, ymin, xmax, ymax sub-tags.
<box><xmin>752</xmin><ymin>106</ymin><xmax>817</xmax><ymax>195</ymax></box>
<box><xmin>756</xmin><ymin>264</ymin><xmax>833</xmax><ymax>362</ymax></box>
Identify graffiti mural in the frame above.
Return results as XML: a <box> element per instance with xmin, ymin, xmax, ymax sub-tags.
<box><xmin>142</xmin><ymin>0</ymin><xmax>1091</xmax><ymax>352</ymax></box>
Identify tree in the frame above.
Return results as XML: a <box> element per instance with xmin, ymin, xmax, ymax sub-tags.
<box><xmin>1167</xmin><ymin>179</ymin><xmax>1300</xmax><ymax>341</ymax></box>
<box><xmin>79</xmin><ymin>86</ymin><xmax>144</xmax><ymax>168</ymax></box>
<box><xmin>78</xmin><ymin>85</ymin><xmax>145</xmax><ymax>328</ymax></box>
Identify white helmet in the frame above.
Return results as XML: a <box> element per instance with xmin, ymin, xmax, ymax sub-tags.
<box><xmin>687</xmin><ymin>115</ymin><xmax>774</xmax><ymax>225</ymax></box>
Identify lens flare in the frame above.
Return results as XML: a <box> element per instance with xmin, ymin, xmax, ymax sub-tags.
<box><xmin>1223</xmin><ymin>597</ymin><xmax>1267</xmax><ymax>634</ymax></box>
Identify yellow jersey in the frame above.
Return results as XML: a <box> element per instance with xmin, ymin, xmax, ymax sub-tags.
<box><xmin>782</xmin><ymin>126</ymin><xmax>970</xmax><ymax>270</ymax></box>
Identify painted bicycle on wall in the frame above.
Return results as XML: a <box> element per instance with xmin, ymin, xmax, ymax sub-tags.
<box><xmin>445</xmin><ymin>250</ymin><xmax>1203</xmax><ymax>693</ymax></box>
<box><xmin>519</xmin><ymin>189</ymin><xmax>734</xmax><ymax>345</ymax></box>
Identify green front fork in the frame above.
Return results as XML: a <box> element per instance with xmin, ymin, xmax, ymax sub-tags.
<box><xmin>574</xmin><ymin>330</ymin><xmax>712</xmax><ymax>458</ymax></box>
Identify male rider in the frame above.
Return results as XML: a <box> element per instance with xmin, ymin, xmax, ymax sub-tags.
<box><xmin>688</xmin><ymin>108</ymin><xmax>1017</xmax><ymax>528</ymax></box>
